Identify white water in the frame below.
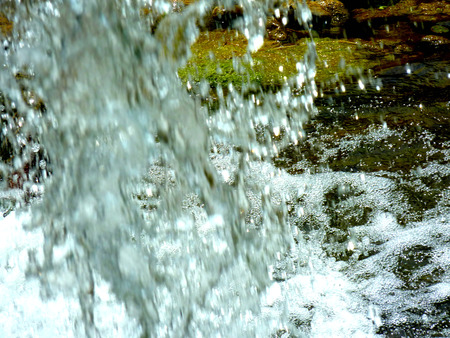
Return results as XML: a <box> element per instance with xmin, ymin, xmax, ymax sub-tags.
<box><xmin>1</xmin><ymin>0</ymin><xmax>449</xmax><ymax>337</ymax></box>
<box><xmin>2</xmin><ymin>164</ymin><xmax>449</xmax><ymax>336</ymax></box>
<box><xmin>0</xmin><ymin>211</ymin><xmax>141</xmax><ymax>337</ymax></box>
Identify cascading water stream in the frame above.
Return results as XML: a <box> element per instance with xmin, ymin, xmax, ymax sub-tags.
<box><xmin>1</xmin><ymin>0</ymin><xmax>318</xmax><ymax>336</ymax></box>
<box><xmin>1</xmin><ymin>0</ymin><xmax>449</xmax><ymax>337</ymax></box>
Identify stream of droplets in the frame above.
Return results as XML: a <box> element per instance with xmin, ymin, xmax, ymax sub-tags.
<box><xmin>1</xmin><ymin>0</ymin><xmax>319</xmax><ymax>336</ymax></box>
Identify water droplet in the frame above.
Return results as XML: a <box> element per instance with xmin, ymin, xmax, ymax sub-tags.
<box><xmin>248</xmin><ymin>35</ymin><xmax>264</xmax><ymax>53</ymax></box>
<box><xmin>358</xmin><ymin>79</ymin><xmax>365</xmax><ymax>90</ymax></box>
<box><xmin>274</xmin><ymin>9</ymin><xmax>280</xmax><ymax>18</ymax></box>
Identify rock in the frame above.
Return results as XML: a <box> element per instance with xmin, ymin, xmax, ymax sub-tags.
<box><xmin>353</xmin><ymin>0</ymin><xmax>450</xmax><ymax>24</ymax></box>
<box><xmin>0</xmin><ymin>13</ymin><xmax>13</xmax><ymax>36</ymax></box>
<box><xmin>393</xmin><ymin>43</ymin><xmax>413</xmax><ymax>54</ymax></box>
<box><xmin>310</xmin><ymin>0</ymin><xmax>349</xmax><ymax>27</ymax></box>
<box><xmin>266</xmin><ymin>17</ymin><xmax>289</xmax><ymax>41</ymax></box>
<box><xmin>202</xmin><ymin>5</ymin><xmax>244</xmax><ymax>31</ymax></box>
<box><xmin>281</xmin><ymin>0</ymin><xmax>349</xmax><ymax>28</ymax></box>
<box><xmin>348</xmin><ymin>0</ymin><xmax>450</xmax><ymax>42</ymax></box>
<box><xmin>409</xmin><ymin>1</ymin><xmax>450</xmax><ymax>22</ymax></box>
<box><xmin>431</xmin><ymin>24</ymin><xmax>449</xmax><ymax>34</ymax></box>
<box><xmin>421</xmin><ymin>34</ymin><xmax>450</xmax><ymax>46</ymax></box>
<box><xmin>152</xmin><ymin>0</ymin><xmax>350</xmax><ymax>40</ymax></box>
<box><xmin>264</xmin><ymin>0</ymin><xmax>350</xmax><ymax>40</ymax></box>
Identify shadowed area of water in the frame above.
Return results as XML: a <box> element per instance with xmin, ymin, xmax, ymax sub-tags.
<box><xmin>272</xmin><ymin>60</ymin><xmax>449</xmax><ymax>336</ymax></box>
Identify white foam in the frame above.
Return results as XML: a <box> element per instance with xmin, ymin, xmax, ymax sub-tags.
<box><xmin>0</xmin><ymin>211</ymin><xmax>141</xmax><ymax>337</ymax></box>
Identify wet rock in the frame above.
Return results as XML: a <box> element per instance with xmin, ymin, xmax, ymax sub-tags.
<box><xmin>353</xmin><ymin>0</ymin><xmax>450</xmax><ymax>24</ymax></box>
<box><xmin>0</xmin><ymin>12</ymin><xmax>13</xmax><ymax>36</ymax></box>
<box><xmin>421</xmin><ymin>34</ymin><xmax>450</xmax><ymax>46</ymax></box>
<box><xmin>157</xmin><ymin>0</ymin><xmax>350</xmax><ymax>40</ymax></box>
<box><xmin>202</xmin><ymin>5</ymin><xmax>244</xmax><ymax>31</ymax></box>
<box><xmin>310</xmin><ymin>0</ymin><xmax>349</xmax><ymax>27</ymax></box>
<box><xmin>348</xmin><ymin>0</ymin><xmax>450</xmax><ymax>40</ymax></box>
<box><xmin>143</xmin><ymin>1</ymin><xmax>245</xmax><ymax>32</ymax></box>
<box><xmin>271</xmin><ymin>0</ymin><xmax>350</xmax><ymax>39</ymax></box>
<box><xmin>409</xmin><ymin>1</ymin><xmax>450</xmax><ymax>22</ymax></box>
<box><xmin>392</xmin><ymin>43</ymin><xmax>413</xmax><ymax>54</ymax></box>
<box><xmin>431</xmin><ymin>23</ymin><xmax>449</xmax><ymax>34</ymax></box>
<box><xmin>335</xmin><ymin>0</ymin><xmax>450</xmax><ymax>53</ymax></box>
<box><xmin>266</xmin><ymin>17</ymin><xmax>289</xmax><ymax>41</ymax></box>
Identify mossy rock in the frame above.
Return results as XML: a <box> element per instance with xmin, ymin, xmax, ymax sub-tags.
<box><xmin>178</xmin><ymin>30</ymin><xmax>383</xmax><ymax>91</ymax></box>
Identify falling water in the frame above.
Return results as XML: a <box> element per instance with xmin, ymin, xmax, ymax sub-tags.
<box><xmin>1</xmin><ymin>0</ymin><xmax>316</xmax><ymax>336</ymax></box>
<box><xmin>1</xmin><ymin>0</ymin><xmax>449</xmax><ymax>337</ymax></box>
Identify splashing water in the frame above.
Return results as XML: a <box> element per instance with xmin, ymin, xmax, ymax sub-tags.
<box><xmin>1</xmin><ymin>0</ymin><xmax>317</xmax><ymax>336</ymax></box>
<box><xmin>1</xmin><ymin>0</ymin><xmax>449</xmax><ymax>337</ymax></box>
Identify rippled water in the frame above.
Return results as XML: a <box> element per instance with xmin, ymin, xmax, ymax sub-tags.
<box><xmin>0</xmin><ymin>0</ymin><xmax>449</xmax><ymax>337</ymax></box>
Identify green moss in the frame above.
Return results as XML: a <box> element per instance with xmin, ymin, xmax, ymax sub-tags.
<box><xmin>431</xmin><ymin>25</ymin><xmax>449</xmax><ymax>34</ymax></box>
<box><xmin>178</xmin><ymin>30</ymin><xmax>385</xmax><ymax>90</ymax></box>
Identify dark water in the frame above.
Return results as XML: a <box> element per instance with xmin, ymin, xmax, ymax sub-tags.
<box><xmin>273</xmin><ymin>60</ymin><xmax>450</xmax><ymax>336</ymax></box>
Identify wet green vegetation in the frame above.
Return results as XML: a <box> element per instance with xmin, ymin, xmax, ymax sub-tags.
<box><xmin>178</xmin><ymin>30</ymin><xmax>386</xmax><ymax>90</ymax></box>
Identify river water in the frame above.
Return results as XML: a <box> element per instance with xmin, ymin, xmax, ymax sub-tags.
<box><xmin>0</xmin><ymin>0</ymin><xmax>449</xmax><ymax>337</ymax></box>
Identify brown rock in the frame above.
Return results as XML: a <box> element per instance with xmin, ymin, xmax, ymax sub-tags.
<box><xmin>0</xmin><ymin>13</ymin><xmax>13</xmax><ymax>36</ymax></box>
<box><xmin>421</xmin><ymin>34</ymin><xmax>450</xmax><ymax>46</ymax></box>
<box><xmin>313</xmin><ymin>0</ymin><xmax>349</xmax><ymax>27</ymax></box>
<box><xmin>304</xmin><ymin>0</ymin><xmax>349</xmax><ymax>26</ymax></box>
<box><xmin>353</xmin><ymin>0</ymin><xmax>450</xmax><ymax>23</ymax></box>
<box><xmin>307</xmin><ymin>1</ymin><xmax>332</xmax><ymax>18</ymax></box>
<box><xmin>266</xmin><ymin>17</ymin><xmax>289</xmax><ymax>41</ymax></box>
<box><xmin>413</xmin><ymin>1</ymin><xmax>450</xmax><ymax>21</ymax></box>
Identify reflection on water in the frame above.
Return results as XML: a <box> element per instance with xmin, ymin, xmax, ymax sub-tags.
<box><xmin>0</xmin><ymin>0</ymin><xmax>449</xmax><ymax>337</ymax></box>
